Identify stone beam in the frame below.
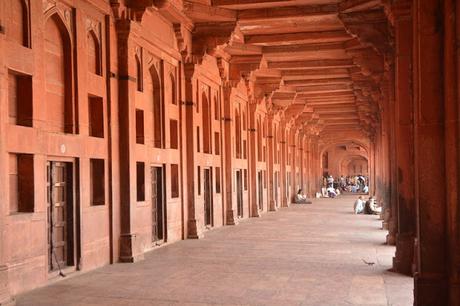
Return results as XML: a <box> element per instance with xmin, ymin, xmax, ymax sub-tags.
<box><xmin>284</xmin><ymin>78</ymin><xmax>352</xmax><ymax>86</ymax></box>
<box><xmin>237</xmin><ymin>4</ymin><xmax>338</xmax><ymax>21</ymax></box>
<box><xmin>263</xmin><ymin>42</ymin><xmax>345</xmax><ymax>54</ymax></box>
<box><xmin>212</xmin><ymin>0</ymin><xmax>291</xmax><ymax>7</ymax></box>
<box><xmin>245</xmin><ymin>30</ymin><xmax>351</xmax><ymax>45</ymax></box>
<box><xmin>339</xmin><ymin>0</ymin><xmax>382</xmax><ymax>13</ymax></box>
<box><xmin>183</xmin><ymin>1</ymin><xmax>236</xmax><ymax>22</ymax></box>
<box><xmin>268</xmin><ymin>59</ymin><xmax>354</xmax><ymax>69</ymax></box>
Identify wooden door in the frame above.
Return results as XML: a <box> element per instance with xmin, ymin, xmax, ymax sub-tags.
<box><xmin>47</xmin><ymin>162</ymin><xmax>73</xmax><ymax>272</ymax></box>
<box><xmin>204</xmin><ymin>168</ymin><xmax>213</xmax><ymax>226</ymax></box>
<box><xmin>151</xmin><ymin>166</ymin><xmax>165</xmax><ymax>242</ymax></box>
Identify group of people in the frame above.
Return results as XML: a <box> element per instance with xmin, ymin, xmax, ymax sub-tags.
<box><xmin>322</xmin><ymin>174</ymin><xmax>369</xmax><ymax>194</ymax></box>
<box><xmin>353</xmin><ymin>196</ymin><xmax>382</xmax><ymax>215</ymax></box>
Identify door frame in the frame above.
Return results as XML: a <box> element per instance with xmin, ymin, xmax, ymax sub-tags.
<box><xmin>46</xmin><ymin>157</ymin><xmax>79</xmax><ymax>278</ymax></box>
<box><xmin>236</xmin><ymin>169</ymin><xmax>243</xmax><ymax>218</ymax></box>
<box><xmin>151</xmin><ymin>164</ymin><xmax>167</xmax><ymax>244</ymax></box>
<box><xmin>203</xmin><ymin>167</ymin><xmax>213</xmax><ymax>227</ymax></box>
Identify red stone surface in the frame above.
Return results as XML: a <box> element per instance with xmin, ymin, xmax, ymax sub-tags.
<box><xmin>0</xmin><ymin>0</ymin><xmax>458</xmax><ymax>305</ymax></box>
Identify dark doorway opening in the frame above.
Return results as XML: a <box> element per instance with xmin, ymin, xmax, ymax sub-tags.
<box><xmin>204</xmin><ymin>168</ymin><xmax>213</xmax><ymax>227</ymax></box>
<box><xmin>236</xmin><ymin>170</ymin><xmax>243</xmax><ymax>218</ymax></box>
<box><xmin>47</xmin><ymin>161</ymin><xmax>74</xmax><ymax>273</ymax></box>
<box><xmin>151</xmin><ymin>166</ymin><xmax>167</xmax><ymax>243</ymax></box>
<box><xmin>274</xmin><ymin>171</ymin><xmax>279</xmax><ymax>208</ymax></box>
<box><xmin>258</xmin><ymin>171</ymin><xmax>263</xmax><ymax>210</ymax></box>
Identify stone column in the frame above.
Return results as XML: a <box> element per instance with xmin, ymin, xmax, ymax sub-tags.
<box><xmin>116</xmin><ymin>18</ymin><xmax>144</xmax><ymax>262</ymax></box>
<box><xmin>290</xmin><ymin>131</ymin><xmax>298</xmax><ymax>202</ymax></box>
<box><xmin>305</xmin><ymin>137</ymin><xmax>313</xmax><ymax>197</ymax></box>
<box><xmin>413</xmin><ymin>1</ymin><xmax>448</xmax><ymax>303</ymax></box>
<box><xmin>0</xmin><ymin>17</ymin><xmax>14</xmax><ymax>303</ymax></box>
<box><xmin>222</xmin><ymin>83</ymin><xmax>237</xmax><ymax>224</ymax></box>
<box><xmin>444</xmin><ymin>0</ymin><xmax>460</xmax><ymax>302</ymax></box>
<box><xmin>279</xmin><ymin>121</ymin><xmax>288</xmax><ymax>207</ymax></box>
<box><xmin>385</xmin><ymin>63</ymin><xmax>398</xmax><ymax>246</ymax></box>
<box><xmin>248</xmin><ymin>102</ymin><xmax>259</xmax><ymax>217</ymax></box>
<box><xmin>183</xmin><ymin>62</ymin><xmax>203</xmax><ymax>236</ymax></box>
<box><xmin>392</xmin><ymin>0</ymin><xmax>416</xmax><ymax>276</ymax></box>
<box><xmin>266</xmin><ymin>114</ymin><xmax>276</xmax><ymax>211</ymax></box>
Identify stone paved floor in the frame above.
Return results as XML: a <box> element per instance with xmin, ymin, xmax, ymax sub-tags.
<box><xmin>16</xmin><ymin>195</ymin><xmax>413</xmax><ymax>306</ymax></box>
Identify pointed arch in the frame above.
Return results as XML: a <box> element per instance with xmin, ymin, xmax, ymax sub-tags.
<box><xmin>135</xmin><ymin>55</ymin><xmax>143</xmax><ymax>92</ymax></box>
<box><xmin>170</xmin><ymin>73</ymin><xmax>177</xmax><ymax>105</ymax></box>
<box><xmin>87</xmin><ymin>30</ymin><xmax>101</xmax><ymax>75</ymax></box>
<box><xmin>149</xmin><ymin>65</ymin><xmax>163</xmax><ymax>148</ymax></box>
<box><xmin>257</xmin><ymin>117</ymin><xmax>262</xmax><ymax>162</ymax></box>
<box><xmin>214</xmin><ymin>96</ymin><xmax>219</xmax><ymax>121</ymax></box>
<box><xmin>44</xmin><ymin>13</ymin><xmax>73</xmax><ymax>133</ymax></box>
<box><xmin>235</xmin><ymin>108</ymin><xmax>241</xmax><ymax>159</ymax></box>
<box><xmin>202</xmin><ymin>93</ymin><xmax>211</xmax><ymax>154</ymax></box>
<box><xmin>9</xmin><ymin>0</ymin><xmax>30</xmax><ymax>47</ymax></box>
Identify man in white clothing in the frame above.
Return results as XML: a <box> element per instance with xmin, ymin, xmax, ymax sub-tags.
<box><xmin>354</xmin><ymin>196</ymin><xmax>364</xmax><ymax>214</ymax></box>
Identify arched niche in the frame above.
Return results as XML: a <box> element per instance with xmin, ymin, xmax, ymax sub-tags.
<box><xmin>87</xmin><ymin>30</ymin><xmax>101</xmax><ymax>75</ymax></box>
<box><xmin>257</xmin><ymin>118</ymin><xmax>262</xmax><ymax>162</ymax></box>
<box><xmin>8</xmin><ymin>0</ymin><xmax>30</xmax><ymax>47</ymax></box>
<box><xmin>44</xmin><ymin>13</ymin><xmax>73</xmax><ymax>133</ymax></box>
<box><xmin>235</xmin><ymin>108</ymin><xmax>241</xmax><ymax>158</ymax></box>
<box><xmin>202</xmin><ymin>92</ymin><xmax>211</xmax><ymax>154</ymax></box>
<box><xmin>135</xmin><ymin>55</ymin><xmax>143</xmax><ymax>92</ymax></box>
<box><xmin>149</xmin><ymin>65</ymin><xmax>163</xmax><ymax>148</ymax></box>
<box><xmin>170</xmin><ymin>74</ymin><xmax>176</xmax><ymax>105</ymax></box>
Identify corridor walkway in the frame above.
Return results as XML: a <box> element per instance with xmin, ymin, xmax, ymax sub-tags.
<box><xmin>16</xmin><ymin>196</ymin><xmax>413</xmax><ymax>306</ymax></box>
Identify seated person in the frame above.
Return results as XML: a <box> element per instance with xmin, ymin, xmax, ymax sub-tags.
<box><xmin>351</xmin><ymin>184</ymin><xmax>359</xmax><ymax>193</ymax></box>
<box><xmin>295</xmin><ymin>189</ymin><xmax>311</xmax><ymax>204</ymax></box>
<box><xmin>364</xmin><ymin>197</ymin><xmax>382</xmax><ymax>215</ymax></box>
<box><xmin>326</xmin><ymin>186</ymin><xmax>337</xmax><ymax>198</ymax></box>
<box><xmin>362</xmin><ymin>185</ymin><xmax>369</xmax><ymax>193</ymax></box>
<box><xmin>354</xmin><ymin>196</ymin><xmax>365</xmax><ymax>214</ymax></box>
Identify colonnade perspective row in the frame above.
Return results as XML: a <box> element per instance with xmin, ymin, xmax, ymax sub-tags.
<box><xmin>0</xmin><ymin>1</ymin><xmax>459</xmax><ymax>306</ymax></box>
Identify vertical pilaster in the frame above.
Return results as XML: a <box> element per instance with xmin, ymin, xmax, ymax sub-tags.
<box><xmin>0</xmin><ymin>13</ymin><xmax>14</xmax><ymax>303</ymax></box>
<box><xmin>266</xmin><ymin>115</ymin><xmax>276</xmax><ymax>211</ymax></box>
<box><xmin>116</xmin><ymin>18</ymin><xmax>144</xmax><ymax>262</ymax></box>
<box><xmin>248</xmin><ymin>102</ymin><xmax>259</xmax><ymax>217</ymax></box>
<box><xmin>183</xmin><ymin>62</ymin><xmax>202</xmax><ymax>237</ymax></box>
<box><xmin>279</xmin><ymin>121</ymin><xmax>288</xmax><ymax>207</ymax></box>
<box><xmin>392</xmin><ymin>0</ymin><xmax>416</xmax><ymax>276</ymax></box>
<box><xmin>413</xmin><ymin>1</ymin><xmax>448</xmax><ymax>303</ymax></box>
<box><xmin>222</xmin><ymin>83</ymin><xmax>236</xmax><ymax>224</ymax></box>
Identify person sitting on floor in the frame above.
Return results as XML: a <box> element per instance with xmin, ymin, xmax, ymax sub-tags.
<box><xmin>326</xmin><ymin>186</ymin><xmax>337</xmax><ymax>198</ymax></box>
<box><xmin>354</xmin><ymin>196</ymin><xmax>365</xmax><ymax>214</ymax></box>
<box><xmin>362</xmin><ymin>185</ymin><xmax>369</xmax><ymax>193</ymax></box>
<box><xmin>351</xmin><ymin>184</ymin><xmax>359</xmax><ymax>193</ymax></box>
<box><xmin>364</xmin><ymin>196</ymin><xmax>382</xmax><ymax>215</ymax></box>
<box><xmin>295</xmin><ymin>189</ymin><xmax>311</xmax><ymax>204</ymax></box>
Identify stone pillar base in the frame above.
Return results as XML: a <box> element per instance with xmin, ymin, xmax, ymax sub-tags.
<box><xmin>392</xmin><ymin>233</ymin><xmax>415</xmax><ymax>276</ymax></box>
<box><xmin>268</xmin><ymin>200</ymin><xmax>277</xmax><ymax>212</ymax></box>
<box><xmin>386</xmin><ymin>233</ymin><xmax>396</xmax><ymax>245</ymax></box>
<box><xmin>414</xmin><ymin>274</ymin><xmax>448</xmax><ymax>306</ymax></box>
<box><xmin>226</xmin><ymin>210</ymin><xmax>237</xmax><ymax>225</ymax></box>
<box><xmin>250</xmin><ymin>209</ymin><xmax>261</xmax><ymax>218</ymax></box>
<box><xmin>448</xmin><ymin>281</ymin><xmax>460</xmax><ymax>306</ymax></box>
<box><xmin>119</xmin><ymin>233</ymin><xmax>145</xmax><ymax>263</ymax></box>
<box><xmin>187</xmin><ymin>219</ymin><xmax>203</xmax><ymax>239</ymax></box>
<box><xmin>0</xmin><ymin>266</ymin><xmax>14</xmax><ymax>306</ymax></box>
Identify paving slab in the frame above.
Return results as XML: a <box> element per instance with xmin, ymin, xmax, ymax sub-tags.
<box><xmin>16</xmin><ymin>195</ymin><xmax>413</xmax><ymax>306</ymax></box>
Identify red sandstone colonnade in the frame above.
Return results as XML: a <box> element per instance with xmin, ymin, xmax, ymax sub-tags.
<box><xmin>0</xmin><ymin>0</ymin><xmax>459</xmax><ymax>305</ymax></box>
